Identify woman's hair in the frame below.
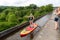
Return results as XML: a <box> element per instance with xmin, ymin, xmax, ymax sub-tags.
<box><xmin>55</xmin><ymin>8</ymin><xmax>58</xmax><ymax>13</ymax></box>
<box><xmin>55</xmin><ymin>7</ymin><xmax>60</xmax><ymax>15</ymax></box>
<box><xmin>55</xmin><ymin>7</ymin><xmax>60</xmax><ymax>13</ymax></box>
<box><xmin>58</xmin><ymin>7</ymin><xmax>60</xmax><ymax>11</ymax></box>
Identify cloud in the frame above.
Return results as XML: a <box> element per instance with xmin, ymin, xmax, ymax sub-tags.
<box><xmin>0</xmin><ymin>0</ymin><xmax>60</xmax><ymax>7</ymax></box>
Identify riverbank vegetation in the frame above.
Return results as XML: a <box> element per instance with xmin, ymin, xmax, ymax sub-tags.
<box><xmin>0</xmin><ymin>4</ymin><xmax>53</xmax><ymax>32</ymax></box>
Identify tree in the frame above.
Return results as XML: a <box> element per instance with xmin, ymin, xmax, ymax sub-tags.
<box><xmin>0</xmin><ymin>13</ymin><xmax>6</xmax><ymax>21</ymax></box>
<box><xmin>34</xmin><ymin>11</ymin><xmax>40</xmax><ymax>18</ymax></box>
<box><xmin>0</xmin><ymin>6</ymin><xmax>7</xmax><ymax>12</ymax></box>
<box><xmin>28</xmin><ymin>4</ymin><xmax>37</xmax><ymax>9</ymax></box>
<box><xmin>6</xmin><ymin>13</ymin><xmax>18</xmax><ymax>24</ymax></box>
<box><xmin>39</xmin><ymin>6</ymin><xmax>46</xmax><ymax>13</ymax></box>
<box><xmin>45</xmin><ymin>4</ymin><xmax>53</xmax><ymax>12</ymax></box>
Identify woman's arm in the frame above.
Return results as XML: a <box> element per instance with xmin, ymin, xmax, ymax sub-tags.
<box><xmin>33</xmin><ymin>16</ymin><xmax>34</xmax><ymax>20</ymax></box>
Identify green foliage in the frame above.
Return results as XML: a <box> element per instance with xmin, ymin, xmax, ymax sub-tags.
<box><xmin>29</xmin><ymin>4</ymin><xmax>37</xmax><ymax>9</ymax></box>
<box><xmin>0</xmin><ymin>4</ymin><xmax>53</xmax><ymax>32</ymax></box>
<box><xmin>18</xmin><ymin>18</ymin><xmax>23</xmax><ymax>23</ymax></box>
<box><xmin>39</xmin><ymin>6</ymin><xmax>46</xmax><ymax>13</ymax></box>
<box><xmin>34</xmin><ymin>11</ymin><xmax>40</xmax><ymax>18</ymax></box>
<box><xmin>0</xmin><ymin>22</ymin><xmax>17</xmax><ymax>32</ymax></box>
<box><xmin>0</xmin><ymin>6</ymin><xmax>6</xmax><ymax>12</ymax></box>
<box><xmin>6</xmin><ymin>13</ymin><xmax>18</xmax><ymax>25</ymax></box>
<box><xmin>0</xmin><ymin>13</ymin><xmax>6</xmax><ymax>21</ymax></box>
<box><xmin>45</xmin><ymin>4</ymin><xmax>53</xmax><ymax>12</ymax></box>
<box><xmin>23</xmin><ymin>15</ymin><xmax>28</xmax><ymax>21</ymax></box>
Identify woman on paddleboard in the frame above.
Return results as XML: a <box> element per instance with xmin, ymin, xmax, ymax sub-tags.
<box><xmin>29</xmin><ymin>13</ymin><xmax>34</xmax><ymax>27</ymax></box>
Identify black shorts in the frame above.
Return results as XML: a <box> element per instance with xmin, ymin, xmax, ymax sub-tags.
<box><xmin>54</xmin><ymin>17</ymin><xmax>58</xmax><ymax>22</ymax></box>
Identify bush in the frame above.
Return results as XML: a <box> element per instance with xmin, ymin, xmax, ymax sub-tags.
<box><xmin>0</xmin><ymin>13</ymin><xmax>6</xmax><ymax>21</ymax></box>
<box><xmin>18</xmin><ymin>18</ymin><xmax>23</xmax><ymax>23</ymax></box>
<box><xmin>0</xmin><ymin>22</ymin><xmax>10</xmax><ymax>32</ymax></box>
<box><xmin>0</xmin><ymin>22</ymin><xmax>17</xmax><ymax>32</ymax></box>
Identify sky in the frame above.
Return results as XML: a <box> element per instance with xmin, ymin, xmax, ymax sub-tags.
<box><xmin>0</xmin><ymin>0</ymin><xmax>60</xmax><ymax>7</ymax></box>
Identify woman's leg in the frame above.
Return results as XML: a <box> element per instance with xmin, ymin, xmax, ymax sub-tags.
<box><xmin>29</xmin><ymin>21</ymin><xmax>32</xmax><ymax>27</ymax></box>
<box><xmin>30</xmin><ymin>20</ymin><xmax>34</xmax><ymax>27</ymax></box>
<box><xmin>55</xmin><ymin>21</ymin><xmax>58</xmax><ymax>30</ymax></box>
